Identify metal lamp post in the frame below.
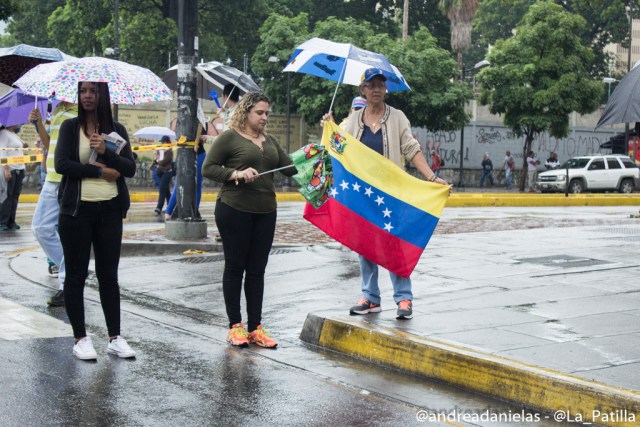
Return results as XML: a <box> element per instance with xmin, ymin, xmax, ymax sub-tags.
<box><xmin>458</xmin><ymin>60</ymin><xmax>490</xmax><ymax>189</ymax></box>
<box><xmin>268</xmin><ymin>56</ymin><xmax>292</xmax><ymax>190</ymax></box>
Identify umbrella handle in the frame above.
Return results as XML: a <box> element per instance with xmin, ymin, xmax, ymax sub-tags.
<box><xmin>32</xmin><ymin>96</ymin><xmax>39</xmax><ymax>130</ymax></box>
<box><xmin>327</xmin><ymin>61</ymin><xmax>347</xmax><ymax>115</ymax></box>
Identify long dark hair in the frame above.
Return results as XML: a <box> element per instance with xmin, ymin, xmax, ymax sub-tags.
<box><xmin>77</xmin><ymin>81</ymin><xmax>115</xmax><ymax>135</ymax></box>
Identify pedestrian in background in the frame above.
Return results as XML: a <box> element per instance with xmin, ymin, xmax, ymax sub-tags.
<box><xmin>430</xmin><ymin>150</ymin><xmax>442</xmax><ymax>177</ymax></box>
<box><xmin>55</xmin><ymin>81</ymin><xmax>136</xmax><ymax>361</ymax></box>
<box><xmin>479</xmin><ymin>152</ymin><xmax>494</xmax><ymax>188</ymax></box>
<box><xmin>330</xmin><ymin>67</ymin><xmax>449</xmax><ymax>321</ymax></box>
<box><xmin>339</xmin><ymin>96</ymin><xmax>367</xmax><ymax>128</ymax></box>
<box><xmin>527</xmin><ymin>150</ymin><xmax>540</xmax><ymax>192</ymax></box>
<box><xmin>0</xmin><ymin>125</ymin><xmax>27</xmax><ymax>232</ymax></box>
<box><xmin>545</xmin><ymin>151</ymin><xmax>559</xmax><ymax>170</ymax></box>
<box><xmin>29</xmin><ymin>102</ymin><xmax>78</xmax><ymax>306</ymax></box>
<box><xmin>202</xmin><ymin>92</ymin><xmax>297</xmax><ymax>348</ymax></box>
<box><xmin>151</xmin><ymin>136</ymin><xmax>173</xmax><ymax>215</ymax></box>
<box><xmin>502</xmin><ymin>149</ymin><xmax>515</xmax><ymax>190</ymax></box>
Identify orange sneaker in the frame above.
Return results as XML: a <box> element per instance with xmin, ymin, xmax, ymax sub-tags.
<box><xmin>248</xmin><ymin>325</ymin><xmax>278</xmax><ymax>348</ymax></box>
<box><xmin>227</xmin><ymin>323</ymin><xmax>249</xmax><ymax>347</ymax></box>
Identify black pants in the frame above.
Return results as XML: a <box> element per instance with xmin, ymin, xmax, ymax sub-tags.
<box><xmin>0</xmin><ymin>169</ymin><xmax>24</xmax><ymax>227</ymax></box>
<box><xmin>215</xmin><ymin>201</ymin><xmax>276</xmax><ymax>332</ymax></box>
<box><xmin>58</xmin><ymin>198</ymin><xmax>123</xmax><ymax>339</ymax></box>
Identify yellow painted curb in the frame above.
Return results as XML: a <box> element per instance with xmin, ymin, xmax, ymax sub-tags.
<box><xmin>303</xmin><ymin>315</ymin><xmax>640</xmax><ymax>427</ymax></box>
<box><xmin>20</xmin><ymin>191</ymin><xmax>640</xmax><ymax>207</ymax></box>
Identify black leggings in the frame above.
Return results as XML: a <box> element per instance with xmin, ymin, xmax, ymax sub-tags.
<box><xmin>215</xmin><ymin>202</ymin><xmax>276</xmax><ymax>332</ymax></box>
<box><xmin>58</xmin><ymin>199</ymin><xmax>123</xmax><ymax>339</ymax></box>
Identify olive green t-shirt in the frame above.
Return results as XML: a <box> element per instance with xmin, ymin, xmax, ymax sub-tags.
<box><xmin>201</xmin><ymin>129</ymin><xmax>296</xmax><ymax>213</ymax></box>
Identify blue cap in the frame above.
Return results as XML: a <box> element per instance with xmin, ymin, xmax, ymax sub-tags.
<box><xmin>351</xmin><ymin>96</ymin><xmax>367</xmax><ymax>109</ymax></box>
<box><xmin>361</xmin><ymin>68</ymin><xmax>387</xmax><ymax>83</ymax></box>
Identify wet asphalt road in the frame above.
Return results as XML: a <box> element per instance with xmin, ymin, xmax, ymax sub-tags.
<box><xmin>0</xmin><ymin>201</ymin><xmax>604</xmax><ymax>427</ymax></box>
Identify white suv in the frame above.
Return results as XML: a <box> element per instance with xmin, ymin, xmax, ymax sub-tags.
<box><xmin>536</xmin><ymin>155</ymin><xmax>640</xmax><ymax>194</ymax></box>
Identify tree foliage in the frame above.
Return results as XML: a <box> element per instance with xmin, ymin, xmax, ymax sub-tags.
<box><xmin>470</xmin><ymin>0</ymin><xmax>633</xmax><ymax>77</ymax></box>
<box><xmin>477</xmin><ymin>1</ymin><xmax>603</xmax><ymax>191</ymax></box>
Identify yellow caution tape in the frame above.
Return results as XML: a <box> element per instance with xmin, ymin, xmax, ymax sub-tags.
<box><xmin>0</xmin><ymin>153</ymin><xmax>43</xmax><ymax>165</ymax></box>
<box><xmin>131</xmin><ymin>143</ymin><xmax>174</xmax><ymax>152</ymax></box>
<box><xmin>0</xmin><ymin>147</ymin><xmax>42</xmax><ymax>152</ymax></box>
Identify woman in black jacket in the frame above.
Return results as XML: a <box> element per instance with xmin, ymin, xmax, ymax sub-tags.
<box><xmin>55</xmin><ymin>81</ymin><xmax>137</xmax><ymax>361</ymax></box>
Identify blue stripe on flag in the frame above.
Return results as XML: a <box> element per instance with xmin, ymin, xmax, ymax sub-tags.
<box><xmin>329</xmin><ymin>156</ymin><xmax>440</xmax><ymax>248</ymax></box>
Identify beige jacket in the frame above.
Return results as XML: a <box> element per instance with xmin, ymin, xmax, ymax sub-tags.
<box><xmin>342</xmin><ymin>104</ymin><xmax>422</xmax><ymax>168</ymax></box>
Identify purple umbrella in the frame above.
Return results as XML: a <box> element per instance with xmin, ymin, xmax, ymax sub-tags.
<box><xmin>0</xmin><ymin>88</ymin><xmax>60</xmax><ymax>127</ymax></box>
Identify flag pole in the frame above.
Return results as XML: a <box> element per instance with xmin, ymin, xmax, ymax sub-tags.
<box><xmin>256</xmin><ymin>164</ymin><xmax>296</xmax><ymax>176</ymax></box>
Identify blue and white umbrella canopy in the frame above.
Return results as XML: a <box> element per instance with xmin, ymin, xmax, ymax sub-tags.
<box><xmin>283</xmin><ymin>37</ymin><xmax>410</xmax><ymax>93</ymax></box>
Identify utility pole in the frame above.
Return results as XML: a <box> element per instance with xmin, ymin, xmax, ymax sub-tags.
<box><xmin>113</xmin><ymin>0</ymin><xmax>119</xmax><ymax>121</ymax></box>
<box><xmin>166</xmin><ymin>0</ymin><xmax>207</xmax><ymax>240</ymax></box>
<box><xmin>402</xmin><ymin>0</ymin><xmax>409</xmax><ymax>42</ymax></box>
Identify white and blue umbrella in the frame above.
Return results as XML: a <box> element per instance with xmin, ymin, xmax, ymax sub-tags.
<box><xmin>133</xmin><ymin>126</ymin><xmax>176</xmax><ymax>141</ymax></box>
<box><xmin>283</xmin><ymin>37</ymin><xmax>410</xmax><ymax>93</ymax></box>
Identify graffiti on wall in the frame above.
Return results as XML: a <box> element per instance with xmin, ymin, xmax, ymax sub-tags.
<box><xmin>412</xmin><ymin>124</ymin><xmax>616</xmax><ymax>169</ymax></box>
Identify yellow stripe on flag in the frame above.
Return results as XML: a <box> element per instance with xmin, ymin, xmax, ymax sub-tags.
<box><xmin>323</xmin><ymin>121</ymin><xmax>449</xmax><ymax>218</ymax></box>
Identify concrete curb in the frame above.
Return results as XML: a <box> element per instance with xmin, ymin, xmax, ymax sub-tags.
<box><xmin>20</xmin><ymin>191</ymin><xmax>640</xmax><ymax>207</ymax></box>
<box><xmin>300</xmin><ymin>314</ymin><xmax>640</xmax><ymax>427</ymax></box>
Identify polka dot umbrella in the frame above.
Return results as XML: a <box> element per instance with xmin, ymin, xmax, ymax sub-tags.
<box><xmin>14</xmin><ymin>56</ymin><xmax>172</xmax><ymax>105</ymax></box>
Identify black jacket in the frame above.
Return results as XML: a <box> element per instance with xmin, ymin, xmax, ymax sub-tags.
<box><xmin>55</xmin><ymin>117</ymin><xmax>136</xmax><ymax>218</ymax></box>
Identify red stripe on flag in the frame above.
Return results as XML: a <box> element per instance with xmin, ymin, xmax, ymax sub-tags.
<box><xmin>304</xmin><ymin>198</ymin><xmax>424</xmax><ymax>278</ymax></box>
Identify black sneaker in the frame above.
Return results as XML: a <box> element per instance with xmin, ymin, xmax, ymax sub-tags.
<box><xmin>396</xmin><ymin>300</ymin><xmax>413</xmax><ymax>319</ymax></box>
<box><xmin>48</xmin><ymin>264</ymin><xmax>59</xmax><ymax>278</ymax></box>
<box><xmin>47</xmin><ymin>290</ymin><xmax>65</xmax><ymax>307</ymax></box>
<box><xmin>8</xmin><ymin>223</ymin><xmax>20</xmax><ymax>230</ymax></box>
<box><xmin>349</xmin><ymin>298</ymin><xmax>382</xmax><ymax>315</ymax></box>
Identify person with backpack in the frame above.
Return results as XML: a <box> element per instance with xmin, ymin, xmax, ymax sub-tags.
<box><xmin>502</xmin><ymin>149</ymin><xmax>515</xmax><ymax>190</ymax></box>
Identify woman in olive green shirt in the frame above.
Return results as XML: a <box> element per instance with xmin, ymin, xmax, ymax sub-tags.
<box><xmin>202</xmin><ymin>92</ymin><xmax>296</xmax><ymax>348</ymax></box>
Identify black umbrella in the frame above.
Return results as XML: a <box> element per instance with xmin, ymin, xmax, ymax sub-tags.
<box><xmin>0</xmin><ymin>44</ymin><xmax>73</xmax><ymax>86</ymax></box>
<box><xmin>596</xmin><ymin>63</ymin><xmax>640</xmax><ymax>129</ymax></box>
<box><xmin>163</xmin><ymin>61</ymin><xmax>262</xmax><ymax>102</ymax></box>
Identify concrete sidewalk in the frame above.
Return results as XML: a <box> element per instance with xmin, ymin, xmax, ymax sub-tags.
<box><xmin>8</xmin><ymin>199</ymin><xmax>640</xmax><ymax>426</ymax></box>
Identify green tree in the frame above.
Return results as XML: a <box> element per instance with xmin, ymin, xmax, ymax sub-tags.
<box><xmin>6</xmin><ymin>0</ymin><xmax>65</xmax><ymax>47</ymax></box>
<box><xmin>438</xmin><ymin>0</ymin><xmax>480</xmax><ymax>76</ymax></box>
<box><xmin>477</xmin><ymin>1</ymin><xmax>603</xmax><ymax>191</ymax></box>
<box><xmin>470</xmin><ymin>0</ymin><xmax>632</xmax><ymax>77</ymax></box>
<box><xmin>0</xmin><ymin>0</ymin><xmax>17</xmax><ymax>21</ymax></box>
<box><xmin>47</xmin><ymin>0</ymin><xmax>112</xmax><ymax>57</ymax></box>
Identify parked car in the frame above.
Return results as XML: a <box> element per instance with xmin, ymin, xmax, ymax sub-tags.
<box><xmin>536</xmin><ymin>155</ymin><xmax>639</xmax><ymax>194</ymax></box>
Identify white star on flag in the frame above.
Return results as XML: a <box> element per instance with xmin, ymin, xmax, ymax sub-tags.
<box><xmin>352</xmin><ymin>182</ymin><xmax>361</xmax><ymax>191</ymax></box>
<box><xmin>382</xmin><ymin>208</ymin><xmax>392</xmax><ymax>218</ymax></box>
<box><xmin>384</xmin><ymin>222</ymin><xmax>394</xmax><ymax>232</ymax></box>
<box><xmin>364</xmin><ymin>187</ymin><xmax>374</xmax><ymax>197</ymax></box>
<box><xmin>329</xmin><ymin>187</ymin><xmax>339</xmax><ymax>197</ymax></box>
<box><xmin>340</xmin><ymin>180</ymin><xmax>349</xmax><ymax>190</ymax></box>
<box><xmin>375</xmin><ymin>196</ymin><xmax>385</xmax><ymax>206</ymax></box>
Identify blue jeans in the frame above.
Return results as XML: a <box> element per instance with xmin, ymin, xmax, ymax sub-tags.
<box><xmin>358</xmin><ymin>255</ymin><xmax>412</xmax><ymax>304</ymax></box>
<box><xmin>505</xmin><ymin>168</ymin><xmax>512</xmax><ymax>189</ymax></box>
<box><xmin>166</xmin><ymin>151</ymin><xmax>205</xmax><ymax>216</ymax></box>
<box><xmin>155</xmin><ymin>170</ymin><xmax>173</xmax><ymax>211</ymax></box>
<box><xmin>479</xmin><ymin>170</ymin><xmax>494</xmax><ymax>187</ymax></box>
<box><xmin>32</xmin><ymin>181</ymin><xmax>65</xmax><ymax>290</ymax></box>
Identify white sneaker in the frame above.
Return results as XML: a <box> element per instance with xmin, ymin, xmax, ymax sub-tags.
<box><xmin>73</xmin><ymin>336</ymin><xmax>98</xmax><ymax>360</ymax></box>
<box><xmin>107</xmin><ymin>336</ymin><xmax>136</xmax><ymax>358</ymax></box>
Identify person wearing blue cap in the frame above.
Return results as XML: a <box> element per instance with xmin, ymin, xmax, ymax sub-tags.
<box><xmin>332</xmin><ymin>67</ymin><xmax>451</xmax><ymax>320</ymax></box>
<box><xmin>339</xmin><ymin>96</ymin><xmax>367</xmax><ymax>128</ymax></box>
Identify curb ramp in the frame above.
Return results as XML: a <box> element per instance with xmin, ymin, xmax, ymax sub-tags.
<box><xmin>300</xmin><ymin>314</ymin><xmax>640</xmax><ymax>427</ymax></box>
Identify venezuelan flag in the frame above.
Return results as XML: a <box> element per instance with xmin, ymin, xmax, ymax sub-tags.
<box><xmin>303</xmin><ymin>121</ymin><xmax>449</xmax><ymax>278</ymax></box>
